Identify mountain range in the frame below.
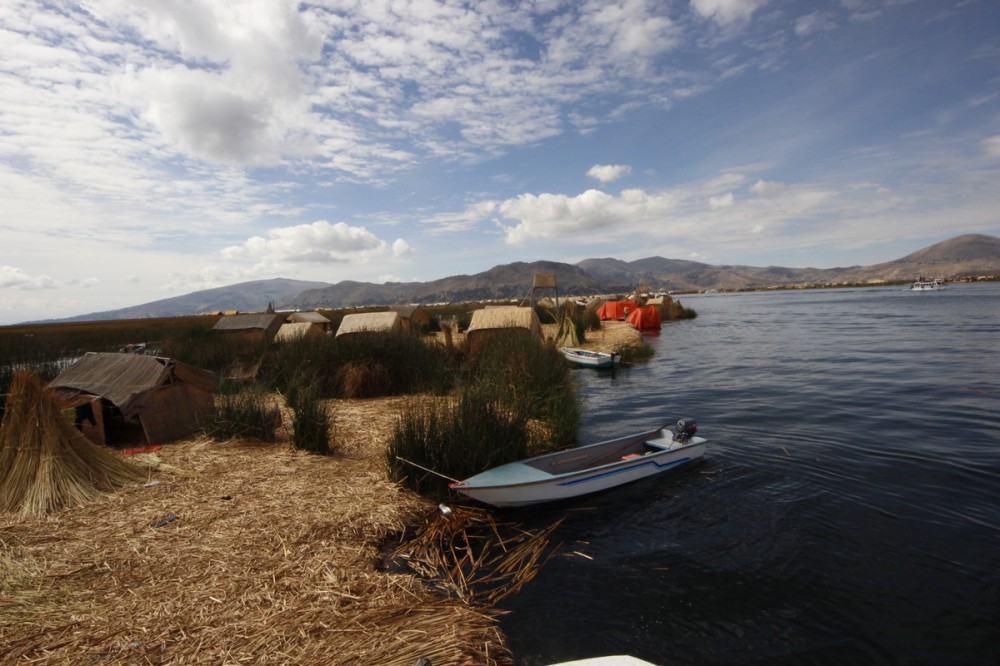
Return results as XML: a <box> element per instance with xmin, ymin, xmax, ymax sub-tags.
<box><xmin>59</xmin><ymin>234</ymin><xmax>1000</xmax><ymax>321</ymax></box>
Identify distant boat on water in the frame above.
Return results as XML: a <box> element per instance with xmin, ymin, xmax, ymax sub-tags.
<box><xmin>910</xmin><ymin>277</ymin><xmax>946</xmax><ymax>291</ymax></box>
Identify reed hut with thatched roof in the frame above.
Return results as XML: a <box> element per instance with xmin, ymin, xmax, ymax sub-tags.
<box><xmin>47</xmin><ymin>352</ymin><xmax>218</xmax><ymax>446</ymax></box>
<box><xmin>390</xmin><ymin>304</ymin><xmax>430</xmax><ymax>333</ymax></box>
<box><xmin>275</xmin><ymin>322</ymin><xmax>325</xmax><ymax>342</ymax></box>
<box><xmin>335</xmin><ymin>311</ymin><xmax>403</xmax><ymax>338</ymax></box>
<box><xmin>466</xmin><ymin>306</ymin><xmax>541</xmax><ymax>343</ymax></box>
<box><xmin>212</xmin><ymin>313</ymin><xmax>284</xmax><ymax>343</ymax></box>
<box><xmin>287</xmin><ymin>310</ymin><xmax>332</xmax><ymax>333</ymax></box>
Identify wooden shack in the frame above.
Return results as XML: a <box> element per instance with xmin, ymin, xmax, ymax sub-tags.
<box><xmin>47</xmin><ymin>352</ymin><xmax>218</xmax><ymax>445</ymax></box>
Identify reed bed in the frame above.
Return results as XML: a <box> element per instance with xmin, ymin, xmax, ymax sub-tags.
<box><xmin>0</xmin><ymin>371</ymin><xmax>144</xmax><ymax>517</ymax></box>
<box><xmin>0</xmin><ymin>430</ymin><xmax>512</xmax><ymax>664</ymax></box>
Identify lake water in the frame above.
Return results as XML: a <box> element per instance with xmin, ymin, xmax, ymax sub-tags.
<box><xmin>497</xmin><ymin>283</ymin><xmax>1000</xmax><ymax>665</ymax></box>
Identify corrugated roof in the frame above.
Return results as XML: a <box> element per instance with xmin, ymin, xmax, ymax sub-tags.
<box><xmin>335</xmin><ymin>311</ymin><xmax>402</xmax><ymax>336</ymax></box>
<box><xmin>212</xmin><ymin>313</ymin><xmax>284</xmax><ymax>331</ymax></box>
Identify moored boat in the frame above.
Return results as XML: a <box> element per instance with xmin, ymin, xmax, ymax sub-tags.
<box><xmin>450</xmin><ymin>419</ymin><xmax>706</xmax><ymax>507</ymax></box>
<box><xmin>560</xmin><ymin>347</ymin><xmax>619</xmax><ymax>368</ymax></box>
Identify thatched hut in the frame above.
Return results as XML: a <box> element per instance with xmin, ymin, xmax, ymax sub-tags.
<box><xmin>390</xmin><ymin>305</ymin><xmax>430</xmax><ymax>333</ymax></box>
<box><xmin>466</xmin><ymin>306</ymin><xmax>541</xmax><ymax>342</ymax></box>
<box><xmin>47</xmin><ymin>352</ymin><xmax>218</xmax><ymax>446</ymax></box>
<box><xmin>275</xmin><ymin>322</ymin><xmax>325</xmax><ymax>342</ymax></box>
<box><xmin>335</xmin><ymin>311</ymin><xmax>403</xmax><ymax>338</ymax></box>
<box><xmin>212</xmin><ymin>313</ymin><xmax>284</xmax><ymax>343</ymax></box>
<box><xmin>287</xmin><ymin>311</ymin><xmax>332</xmax><ymax>333</ymax></box>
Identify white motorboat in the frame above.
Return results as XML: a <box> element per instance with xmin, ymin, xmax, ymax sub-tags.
<box><xmin>450</xmin><ymin>419</ymin><xmax>705</xmax><ymax>507</ymax></box>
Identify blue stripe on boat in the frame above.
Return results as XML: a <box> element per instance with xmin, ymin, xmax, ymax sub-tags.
<box><xmin>557</xmin><ymin>457</ymin><xmax>693</xmax><ymax>487</ymax></box>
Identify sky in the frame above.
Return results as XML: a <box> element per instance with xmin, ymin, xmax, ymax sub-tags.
<box><xmin>2</xmin><ymin>0</ymin><xmax>999</xmax><ymax>324</ymax></box>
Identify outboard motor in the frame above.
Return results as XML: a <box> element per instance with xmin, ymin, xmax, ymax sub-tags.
<box><xmin>673</xmin><ymin>418</ymin><xmax>697</xmax><ymax>443</ymax></box>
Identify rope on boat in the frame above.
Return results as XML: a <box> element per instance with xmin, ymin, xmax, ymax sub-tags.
<box><xmin>395</xmin><ymin>456</ymin><xmax>461</xmax><ymax>483</ymax></box>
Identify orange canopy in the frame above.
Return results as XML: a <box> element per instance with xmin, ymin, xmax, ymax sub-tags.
<box><xmin>626</xmin><ymin>305</ymin><xmax>662</xmax><ymax>331</ymax></box>
<box><xmin>597</xmin><ymin>300</ymin><xmax>637</xmax><ymax>321</ymax></box>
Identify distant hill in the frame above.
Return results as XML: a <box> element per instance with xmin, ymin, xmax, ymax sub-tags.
<box><xmin>289</xmin><ymin>261</ymin><xmax>606</xmax><ymax>309</ymax></box>
<box><xmin>54</xmin><ymin>234</ymin><xmax>1000</xmax><ymax>321</ymax></box>
<box><xmin>577</xmin><ymin>234</ymin><xmax>1000</xmax><ymax>291</ymax></box>
<box><xmin>56</xmin><ymin>278</ymin><xmax>330</xmax><ymax>322</ymax></box>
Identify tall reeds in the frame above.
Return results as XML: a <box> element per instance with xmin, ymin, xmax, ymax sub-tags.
<box><xmin>203</xmin><ymin>383</ymin><xmax>281</xmax><ymax>442</ymax></box>
<box><xmin>386</xmin><ymin>385</ymin><xmax>531</xmax><ymax>497</ymax></box>
<box><xmin>659</xmin><ymin>297</ymin><xmax>698</xmax><ymax>321</ymax></box>
<box><xmin>466</xmin><ymin>332</ymin><xmax>580</xmax><ymax>449</ymax></box>
<box><xmin>285</xmin><ymin>370</ymin><xmax>333</xmax><ymax>455</ymax></box>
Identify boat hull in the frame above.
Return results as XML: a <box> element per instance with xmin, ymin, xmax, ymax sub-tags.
<box><xmin>451</xmin><ymin>427</ymin><xmax>706</xmax><ymax>507</ymax></box>
<box><xmin>560</xmin><ymin>347</ymin><xmax>619</xmax><ymax>368</ymax></box>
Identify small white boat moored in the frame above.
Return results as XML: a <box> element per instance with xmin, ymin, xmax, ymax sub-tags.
<box><xmin>450</xmin><ymin>419</ymin><xmax>706</xmax><ymax>507</ymax></box>
<box><xmin>560</xmin><ymin>347</ymin><xmax>620</xmax><ymax>368</ymax></box>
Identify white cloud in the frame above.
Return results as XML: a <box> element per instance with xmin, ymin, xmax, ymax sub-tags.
<box><xmin>751</xmin><ymin>180</ymin><xmax>785</xmax><ymax>198</ymax></box>
<box><xmin>221</xmin><ymin>220</ymin><xmax>410</xmax><ymax>264</ymax></box>
<box><xmin>794</xmin><ymin>12</ymin><xmax>838</xmax><ymax>38</ymax></box>
<box><xmin>466</xmin><ymin>169</ymin><xmax>843</xmax><ymax>251</ymax></box>
<box><xmin>709</xmin><ymin>192</ymin><xmax>735</xmax><ymax>208</ymax></box>
<box><xmin>0</xmin><ymin>266</ymin><xmax>57</xmax><ymax>290</ymax></box>
<box><xmin>587</xmin><ymin>164</ymin><xmax>633</xmax><ymax>183</ymax></box>
<box><xmin>983</xmin><ymin>135</ymin><xmax>1000</xmax><ymax>157</ymax></box>
<box><xmin>690</xmin><ymin>0</ymin><xmax>766</xmax><ymax>25</ymax></box>
<box><xmin>497</xmin><ymin>188</ymin><xmax>677</xmax><ymax>245</ymax></box>
<box><xmin>392</xmin><ymin>239</ymin><xmax>414</xmax><ymax>257</ymax></box>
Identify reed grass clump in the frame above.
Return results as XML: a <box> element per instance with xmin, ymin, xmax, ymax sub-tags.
<box><xmin>204</xmin><ymin>384</ymin><xmax>280</xmax><ymax>442</ymax></box>
<box><xmin>614</xmin><ymin>340</ymin><xmax>655</xmax><ymax>364</ymax></box>
<box><xmin>386</xmin><ymin>386</ymin><xmax>531</xmax><ymax>498</ymax></box>
<box><xmin>466</xmin><ymin>333</ymin><xmax>580</xmax><ymax>449</ymax></box>
<box><xmin>267</xmin><ymin>331</ymin><xmax>455</xmax><ymax>399</ymax></box>
<box><xmin>285</xmin><ymin>372</ymin><xmax>333</xmax><ymax>455</ymax></box>
<box><xmin>660</xmin><ymin>297</ymin><xmax>698</xmax><ymax>321</ymax></box>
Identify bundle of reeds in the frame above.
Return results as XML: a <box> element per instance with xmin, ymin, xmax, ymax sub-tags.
<box><xmin>0</xmin><ymin>371</ymin><xmax>143</xmax><ymax>517</ymax></box>
<box><xmin>393</xmin><ymin>504</ymin><xmax>563</xmax><ymax>606</ymax></box>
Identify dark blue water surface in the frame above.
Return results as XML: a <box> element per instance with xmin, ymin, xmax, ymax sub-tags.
<box><xmin>498</xmin><ymin>283</ymin><xmax>1000</xmax><ymax>666</ymax></box>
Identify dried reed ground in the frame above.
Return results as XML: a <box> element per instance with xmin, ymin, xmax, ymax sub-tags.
<box><xmin>2</xmin><ymin>324</ymin><xmax>641</xmax><ymax>664</ymax></box>
<box><xmin>1</xmin><ymin>396</ymin><xmax>508</xmax><ymax>665</ymax></box>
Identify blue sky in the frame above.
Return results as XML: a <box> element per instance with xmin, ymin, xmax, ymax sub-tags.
<box><xmin>1</xmin><ymin>0</ymin><xmax>999</xmax><ymax>323</ymax></box>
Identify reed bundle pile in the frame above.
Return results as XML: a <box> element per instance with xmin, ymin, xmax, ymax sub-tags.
<box><xmin>0</xmin><ymin>370</ymin><xmax>143</xmax><ymax>517</ymax></box>
<box><xmin>393</xmin><ymin>504</ymin><xmax>564</xmax><ymax>606</ymax></box>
